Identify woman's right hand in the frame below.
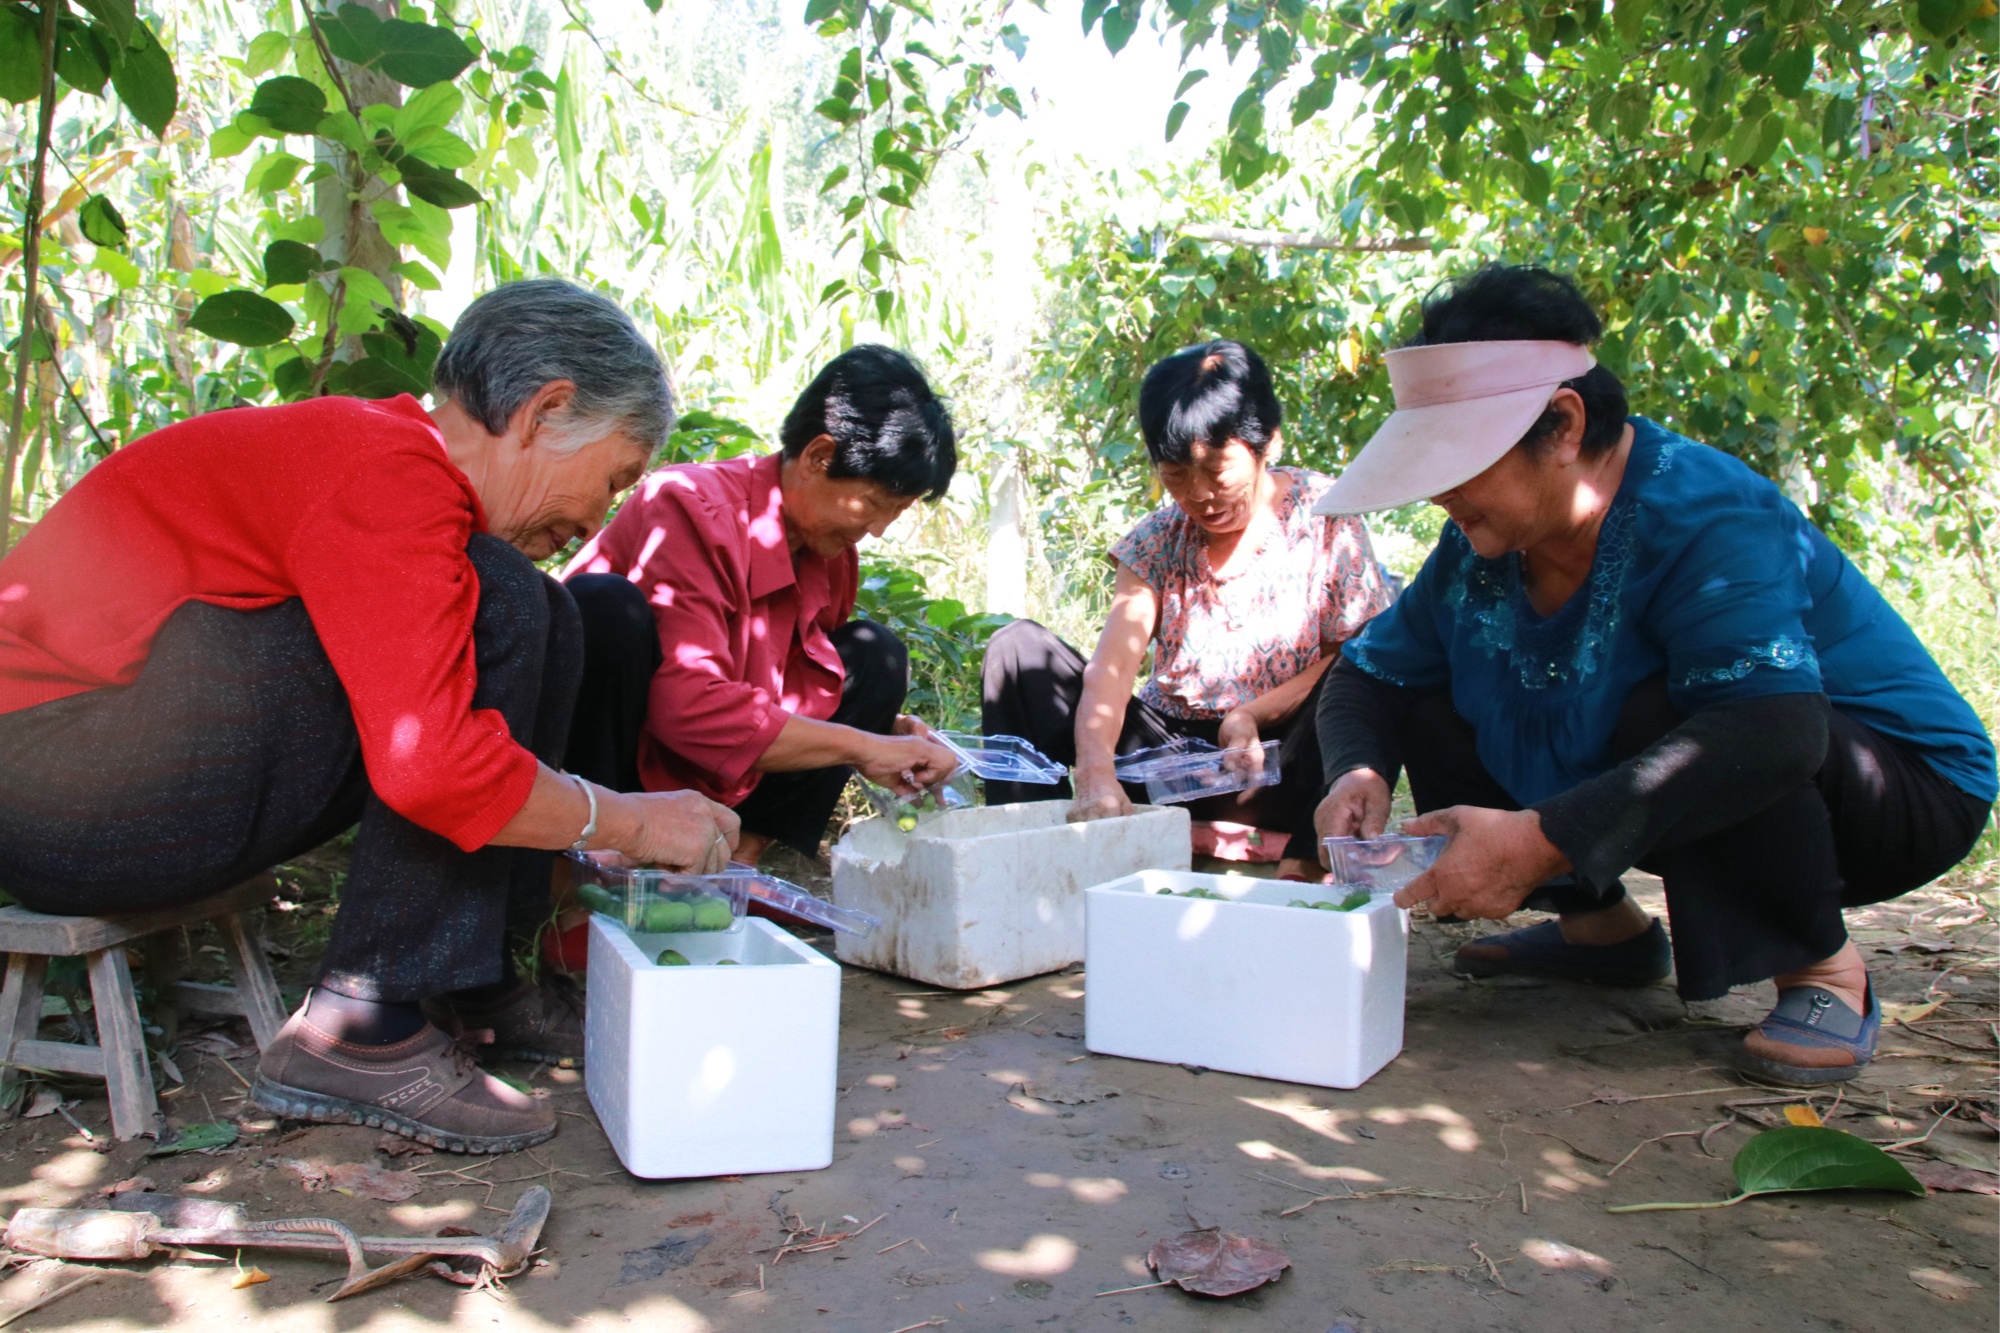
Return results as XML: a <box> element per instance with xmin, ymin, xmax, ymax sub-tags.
<box><xmin>1313</xmin><ymin>767</ymin><xmax>1392</xmax><ymax>854</ymax></box>
<box><xmin>855</xmin><ymin>732</ymin><xmax>962</xmax><ymax>796</ymax></box>
<box><xmin>1068</xmin><ymin>764</ymin><xmax>1134</xmax><ymax>823</ymax></box>
<box><xmin>617</xmin><ymin>789</ymin><xmax>741</xmax><ymax>873</ymax></box>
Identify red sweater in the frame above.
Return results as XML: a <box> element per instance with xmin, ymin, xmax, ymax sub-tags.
<box><xmin>0</xmin><ymin>395</ymin><xmax>537</xmax><ymax>851</ymax></box>
<box><xmin>563</xmin><ymin>453</ymin><xmax>857</xmax><ymax>805</ymax></box>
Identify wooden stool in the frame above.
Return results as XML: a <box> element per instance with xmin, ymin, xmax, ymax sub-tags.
<box><xmin>0</xmin><ymin>875</ymin><xmax>289</xmax><ymax>1141</ymax></box>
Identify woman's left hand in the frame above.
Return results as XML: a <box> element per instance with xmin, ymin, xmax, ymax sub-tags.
<box><xmin>1392</xmin><ymin>805</ymin><xmax>1570</xmax><ymax>918</ymax></box>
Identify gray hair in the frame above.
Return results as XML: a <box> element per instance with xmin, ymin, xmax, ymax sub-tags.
<box><xmin>431</xmin><ymin>278</ymin><xmax>675</xmax><ymax>456</ymax></box>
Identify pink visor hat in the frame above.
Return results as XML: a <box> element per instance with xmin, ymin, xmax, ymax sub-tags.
<box><xmin>1313</xmin><ymin>339</ymin><xmax>1597</xmax><ymax>516</ymax></box>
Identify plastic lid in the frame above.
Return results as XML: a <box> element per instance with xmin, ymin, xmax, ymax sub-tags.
<box><xmin>935</xmin><ymin>731</ymin><xmax>1066</xmax><ymax>785</ymax></box>
<box><xmin>1113</xmin><ymin>737</ymin><xmax>1219</xmax><ymax>780</ymax></box>
<box><xmin>567</xmin><ymin>853</ymin><xmax>879</xmax><ymax>936</ymax></box>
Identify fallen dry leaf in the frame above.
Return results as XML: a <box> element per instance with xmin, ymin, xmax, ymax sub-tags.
<box><xmin>1782</xmin><ymin>1104</ymin><xmax>1824</xmax><ymax>1127</ymax></box>
<box><xmin>230</xmin><ymin>1267</ymin><xmax>271</xmax><ymax>1289</ymax></box>
<box><xmin>1910</xmin><ymin>1267</ymin><xmax>1983</xmax><ymax>1301</ymax></box>
<box><xmin>1147</xmin><ymin>1229</ymin><xmax>1291</xmax><ymax>1297</ymax></box>
<box><xmin>1881</xmin><ymin>1000</ymin><xmax>1946</xmax><ymax>1024</ymax></box>
<box><xmin>101</xmin><ymin>1175</ymin><xmax>156</xmax><ymax>1198</ymax></box>
<box><xmin>1906</xmin><ymin>1162</ymin><xmax>2000</xmax><ymax>1195</ymax></box>
<box><xmin>276</xmin><ymin>1158</ymin><xmax>423</xmax><ymax>1202</ymax></box>
<box><xmin>22</xmin><ymin>1089</ymin><xmax>61</xmax><ymax>1120</ymax></box>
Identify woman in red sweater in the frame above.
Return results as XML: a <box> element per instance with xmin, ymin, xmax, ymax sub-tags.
<box><xmin>0</xmin><ymin>280</ymin><xmax>735</xmax><ymax>1153</ymax></box>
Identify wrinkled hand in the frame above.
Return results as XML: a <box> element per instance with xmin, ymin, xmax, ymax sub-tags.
<box><xmin>892</xmin><ymin>714</ymin><xmax>936</xmax><ymax>740</ymax></box>
<box><xmin>1216</xmin><ymin>708</ymin><xmax>1264</xmax><ymax>802</ymax></box>
<box><xmin>1392</xmin><ymin>805</ymin><xmax>1569</xmax><ymax>917</ymax></box>
<box><xmin>857</xmin><ymin>732</ymin><xmax>961</xmax><ymax>796</ymax></box>
<box><xmin>625</xmin><ymin>790</ymin><xmax>741</xmax><ymax>874</ymax></box>
<box><xmin>1067</xmin><ymin>765</ymin><xmax>1134</xmax><ymax>823</ymax></box>
<box><xmin>1314</xmin><ymin>768</ymin><xmax>1393</xmax><ymax>859</ymax></box>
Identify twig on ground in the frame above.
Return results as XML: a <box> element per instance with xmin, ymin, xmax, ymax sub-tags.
<box><xmin>725</xmin><ymin>1263</ymin><xmax>765</xmax><ymax>1298</ymax></box>
<box><xmin>1094</xmin><ymin>1279</ymin><xmax>1175</xmax><ymax>1297</ymax></box>
<box><xmin>772</xmin><ymin>1213</ymin><xmax>887</xmax><ymax>1264</ymax></box>
<box><xmin>1500</xmin><ymin>1124</ymin><xmax>1614</xmax><ymax>1165</ymax></box>
<box><xmin>54</xmin><ymin>1105</ymin><xmax>94</xmax><ymax>1142</ymax></box>
<box><xmin>1518</xmin><ymin>1181</ymin><xmax>1528</xmax><ymax>1215</ymax></box>
<box><xmin>1898</xmin><ymin>1021</ymin><xmax>1999</xmax><ymax>1053</ymax></box>
<box><xmin>0</xmin><ymin>1269</ymin><xmax>137</xmax><ymax>1328</ymax></box>
<box><xmin>1608</xmin><ymin>1120</ymin><xmax>1734</xmax><ymax>1176</ymax></box>
<box><xmin>1562</xmin><ymin>1086</ymin><xmax>1744</xmax><ymax>1110</ymax></box>
<box><xmin>887</xmin><ymin>1320</ymin><xmax>948</xmax><ymax>1332</ymax></box>
<box><xmin>1877</xmin><ymin>1101</ymin><xmax>1960</xmax><ymax>1153</ymax></box>
<box><xmin>877</xmin><ymin>1238</ymin><xmax>914</xmax><ymax>1255</ymax></box>
<box><xmin>1636</xmin><ymin>1240</ymin><xmax>1732</xmax><ymax>1286</ymax></box>
<box><xmin>1469</xmin><ymin>1241</ymin><xmax>1517</xmax><ymax>1294</ymax></box>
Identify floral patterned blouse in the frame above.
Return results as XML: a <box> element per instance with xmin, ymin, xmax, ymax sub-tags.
<box><xmin>1110</xmin><ymin>467</ymin><xmax>1393</xmax><ymax>720</ymax></box>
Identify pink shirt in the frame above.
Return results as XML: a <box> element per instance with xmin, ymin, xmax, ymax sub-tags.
<box><xmin>564</xmin><ymin>453</ymin><xmax>855</xmax><ymax>805</ymax></box>
<box><xmin>1111</xmin><ymin>467</ymin><xmax>1392</xmax><ymax>719</ymax></box>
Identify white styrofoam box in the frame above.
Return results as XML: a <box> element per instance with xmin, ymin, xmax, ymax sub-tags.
<box><xmin>832</xmin><ymin>801</ymin><xmax>1191</xmax><ymax>989</ymax></box>
<box><xmin>586</xmin><ymin>914</ymin><xmax>839</xmax><ymax>1179</ymax></box>
<box><xmin>1084</xmin><ymin>871</ymin><xmax>1407</xmax><ymax>1089</ymax></box>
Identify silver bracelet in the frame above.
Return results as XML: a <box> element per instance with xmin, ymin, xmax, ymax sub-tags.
<box><xmin>568</xmin><ymin>774</ymin><xmax>598</xmax><ymax>852</ymax></box>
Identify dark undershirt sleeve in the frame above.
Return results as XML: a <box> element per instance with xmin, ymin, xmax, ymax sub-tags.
<box><xmin>1535</xmin><ymin>692</ymin><xmax>1832</xmax><ymax>890</ymax></box>
<box><xmin>1316</xmin><ymin>655</ymin><xmax>1417</xmax><ymax>793</ymax></box>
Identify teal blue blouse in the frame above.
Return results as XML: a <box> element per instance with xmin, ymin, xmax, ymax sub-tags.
<box><xmin>1344</xmin><ymin>418</ymin><xmax>1997</xmax><ymax>805</ymax></box>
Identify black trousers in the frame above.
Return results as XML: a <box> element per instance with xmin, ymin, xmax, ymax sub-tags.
<box><xmin>563</xmin><ymin>573</ymin><xmax>907</xmax><ymax>858</ymax></box>
<box><xmin>1402</xmin><ymin>677</ymin><xmax>1992</xmax><ymax>1000</ymax></box>
<box><xmin>979</xmin><ymin>618</ymin><xmax>1328</xmax><ymax>861</ymax></box>
<box><xmin>0</xmin><ymin>535</ymin><xmax>581</xmax><ymax>1003</ymax></box>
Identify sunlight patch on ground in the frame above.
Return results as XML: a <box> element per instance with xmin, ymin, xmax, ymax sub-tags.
<box><xmin>1519</xmin><ymin>1238</ymin><xmax>1614</xmax><ymax>1274</ymax></box>
<box><xmin>1238</xmin><ymin>1093</ymin><xmax>1362</xmax><ymax>1144</ymax></box>
<box><xmin>1367</xmin><ymin>1102</ymin><xmax>1482</xmax><ymax>1152</ymax></box>
<box><xmin>1235</xmin><ymin>1139</ymin><xmax>1385</xmax><ymax>1184</ymax></box>
<box><xmin>1536</xmin><ymin>1148</ymin><xmax>1608</xmax><ymax>1193</ymax></box>
<box><xmin>1024</xmin><ymin>1172</ymin><xmax>1129</xmax><ymax>1203</ymax></box>
<box><xmin>977</xmin><ymin>1233</ymin><xmax>1078</xmax><ymax>1277</ymax></box>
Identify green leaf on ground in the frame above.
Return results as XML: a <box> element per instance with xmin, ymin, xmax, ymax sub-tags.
<box><xmin>148</xmin><ymin>1119</ymin><xmax>239</xmax><ymax>1156</ymax></box>
<box><xmin>188</xmin><ymin>290</ymin><xmax>297</xmax><ymax>346</ymax></box>
<box><xmin>1609</xmin><ymin>1126</ymin><xmax>1926</xmax><ymax>1211</ymax></box>
<box><xmin>1732</xmin><ymin>1126</ymin><xmax>1926</xmax><ymax>1197</ymax></box>
<box><xmin>247</xmin><ymin>75</ymin><xmax>327</xmax><ymax>133</ymax></box>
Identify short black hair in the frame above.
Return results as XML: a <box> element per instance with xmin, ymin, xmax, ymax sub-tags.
<box><xmin>780</xmin><ymin>345</ymin><xmax>957</xmax><ymax>501</ymax></box>
<box><xmin>1413</xmin><ymin>264</ymin><xmax>1629</xmax><ymax>458</ymax></box>
<box><xmin>1137</xmin><ymin>340</ymin><xmax>1283</xmax><ymax>465</ymax></box>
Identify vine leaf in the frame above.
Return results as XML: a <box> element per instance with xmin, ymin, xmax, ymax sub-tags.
<box><xmin>396</xmin><ymin>156</ymin><xmax>482</xmax><ymax>209</ymax></box>
<box><xmin>73</xmin><ymin>0</ymin><xmax>136</xmax><ymax>50</ymax></box>
<box><xmin>1608</xmin><ymin>1126</ymin><xmax>1926</xmax><ymax>1212</ymax></box>
<box><xmin>78</xmin><ymin>194</ymin><xmax>127</xmax><ymax>248</ymax></box>
<box><xmin>107</xmin><ymin>20</ymin><xmax>177</xmax><ymax>135</ymax></box>
<box><xmin>247</xmin><ymin>75</ymin><xmax>327</xmax><ymax>134</ymax></box>
<box><xmin>0</xmin><ymin>7</ymin><xmax>45</xmax><ymax>104</ymax></box>
<box><xmin>318</xmin><ymin>5</ymin><xmax>475</xmax><ymax>89</ymax></box>
<box><xmin>262</xmin><ymin>239</ymin><xmax>329</xmax><ymax>287</ymax></box>
<box><xmin>188</xmin><ymin>291</ymin><xmax>297</xmax><ymax>347</ymax></box>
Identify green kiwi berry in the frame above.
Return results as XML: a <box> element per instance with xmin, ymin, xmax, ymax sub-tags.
<box><xmin>691</xmin><ymin>899</ymin><xmax>735</xmax><ymax>931</ymax></box>
<box><xmin>641</xmin><ymin>900</ymin><xmax>695</xmax><ymax>932</ymax></box>
<box><xmin>654</xmin><ymin>948</ymin><xmax>690</xmax><ymax>966</ymax></box>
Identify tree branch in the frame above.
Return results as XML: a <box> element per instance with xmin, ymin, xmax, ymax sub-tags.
<box><xmin>1177</xmin><ymin>225</ymin><xmax>1431</xmax><ymax>253</ymax></box>
<box><xmin>3</xmin><ymin>0</ymin><xmax>60</xmax><ymax>554</ymax></box>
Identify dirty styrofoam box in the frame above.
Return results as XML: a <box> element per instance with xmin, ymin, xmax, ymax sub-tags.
<box><xmin>832</xmin><ymin>801</ymin><xmax>1190</xmax><ymax>990</ymax></box>
<box><xmin>1084</xmin><ymin>870</ymin><xmax>1407</xmax><ymax>1089</ymax></box>
<box><xmin>585</xmin><ymin>914</ymin><xmax>839</xmax><ymax>1179</ymax></box>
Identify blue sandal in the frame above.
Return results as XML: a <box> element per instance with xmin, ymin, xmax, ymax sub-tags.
<box><xmin>1453</xmin><ymin>918</ymin><xmax>1673</xmax><ymax>987</ymax></box>
<box><xmin>1733</xmin><ymin>983</ymin><xmax>1879</xmax><ymax>1087</ymax></box>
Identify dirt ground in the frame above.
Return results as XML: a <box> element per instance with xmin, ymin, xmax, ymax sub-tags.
<box><xmin>0</xmin><ymin>849</ymin><xmax>1994</xmax><ymax>1333</ymax></box>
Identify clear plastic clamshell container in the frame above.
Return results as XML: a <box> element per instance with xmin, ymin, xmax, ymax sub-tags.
<box><xmin>1322</xmin><ymin>833</ymin><xmax>1448</xmax><ymax>895</ymax></box>
<box><xmin>1114</xmin><ymin>738</ymin><xmax>1282</xmax><ymax>805</ymax></box>
<box><xmin>935</xmin><ymin>732</ymin><xmax>1066</xmax><ymax>785</ymax></box>
<box><xmin>860</xmin><ymin>771</ymin><xmax>975</xmax><ymax>832</ymax></box>
<box><xmin>567</xmin><ymin>852</ymin><xmax>880</xmax><ymax>936</ymax></box>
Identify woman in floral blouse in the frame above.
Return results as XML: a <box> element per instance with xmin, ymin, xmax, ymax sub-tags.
<box><xmin>982</xmin><ymin>340</ymin><xmax>1392</xmax><ymax>880</ymax></box>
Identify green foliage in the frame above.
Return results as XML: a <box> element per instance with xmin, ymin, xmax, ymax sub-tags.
<box><xmin>1609</xmin><ymin>1125</ymin><xmax>1926</xmax><ymax>1210</ymax></box>
<box><xmin>855</xmin><ymin>558</ymin><xmax>1013</xmax><ymax>730</ymax></box>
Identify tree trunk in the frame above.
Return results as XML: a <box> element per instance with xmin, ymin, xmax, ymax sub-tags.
<box><xmin>2</xmin><ymin>0</ymin><xmax>60</xmax><ymax>554</ymax></box>
<box><xmin>313</xmin><ymin>0</ymin><xmax>403</xmax><ymax>358</ymax></box>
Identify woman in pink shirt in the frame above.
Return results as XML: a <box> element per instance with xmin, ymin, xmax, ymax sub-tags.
<box><xmin>983</xmin><ymin>341</ymin><xmax>1393</xmax><ymax>882</ymax></box>
<box><xmin>563</xmin><ymin>346</ymin><xmax>961</xmax><ymax>866</ymax></box>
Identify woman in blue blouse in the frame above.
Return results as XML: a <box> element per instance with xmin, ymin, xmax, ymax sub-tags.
<box><xmin>1314</xmin><ymin>265</ymin><xmax>1994</xmax><ymax>1086</ymax></box>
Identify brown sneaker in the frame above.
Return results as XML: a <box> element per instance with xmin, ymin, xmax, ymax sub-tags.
<box><xmin>424</xmin><ymin>976</ymin><xmax>585</xmax><ymax>1066</ymax></box>
<box><xmin>252</xmin><ymin>1009</ymin><xmax>555</xmax><ymax>1154</ymax></box>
